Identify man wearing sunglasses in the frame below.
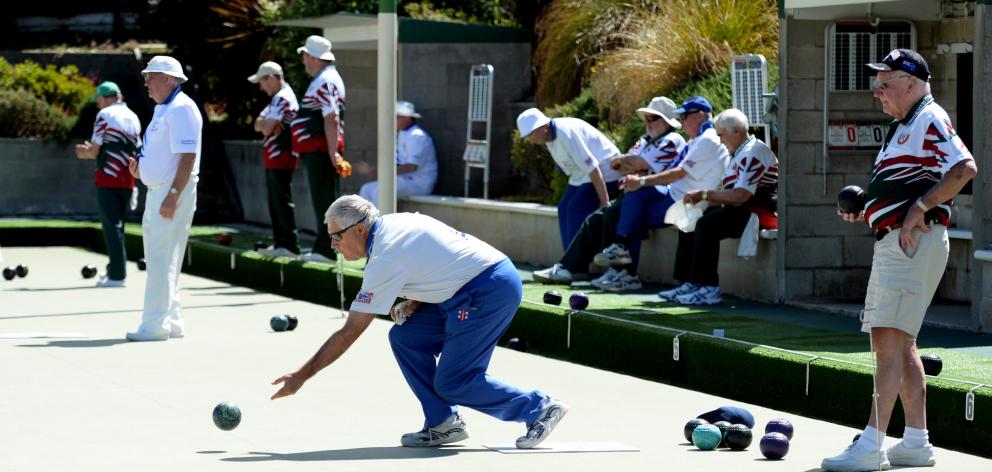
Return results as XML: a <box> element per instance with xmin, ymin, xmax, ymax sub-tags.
<box><xmin>822</xmin><ymin>48</ymin><xmax>977</xmax><ymax>472</ymax></box>
<box><xmin>271</xmin><ymin>195</ymin><xmax>568</xmax><ymax>449</ymax></box>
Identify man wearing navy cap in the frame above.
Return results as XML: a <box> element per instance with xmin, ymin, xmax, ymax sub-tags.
<box><xmin>823</xmin><ymin>48</ymin><xmax>977</xmax><ymax>471</ymax></box>
<box><xmin>598</xmin><ymin>96</ymin><xmax>729</xmax><ymax>296</ymax></box>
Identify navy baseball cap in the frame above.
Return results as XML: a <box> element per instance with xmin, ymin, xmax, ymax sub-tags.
<box><xmin>866</xmin><ymin>49</ymin><xmax>930</xmax><ymax>82</ymax></box>
<box><xmin>675</xmin><ymin>96</ymin><xmax>713</xmax><ymax>115</ymax></box>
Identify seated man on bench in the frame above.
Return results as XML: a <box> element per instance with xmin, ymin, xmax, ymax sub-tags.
<box><xmin>659</xmin><ymin>108</ymin><xmax>778</xmax><ymax>305</ymax></box>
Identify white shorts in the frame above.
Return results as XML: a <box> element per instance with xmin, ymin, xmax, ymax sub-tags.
<box><xmin>861</xmin><ymin>225</ymin><xmax>949</xmax><ymax>337</ymax></box>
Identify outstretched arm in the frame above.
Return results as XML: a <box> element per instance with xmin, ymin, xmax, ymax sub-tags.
<box><xmin>271</xmin><ymin>311</ymin><xmax>376</xmax><ymax>399</ymax></box>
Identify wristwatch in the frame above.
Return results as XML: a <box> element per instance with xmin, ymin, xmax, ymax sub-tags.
<box><xmin>169</xmin><ymin>187</ymin><xmax>179</xmax><ymax>195</ymax></box>
<box><xmin>702</xmin><ymin>190</ymin><xmax>708</xmax><ymax>201</ymax></box>
<box><xmin>638</xmin><ymin>177</ymin><xmax>647</xmax><ymax>188</ymax></box>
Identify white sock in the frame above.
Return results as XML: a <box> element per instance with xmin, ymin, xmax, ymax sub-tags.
<box><xmin>903</xmin><ymin>427</ymin><xmax>929</xmax><ymax>448</ymax></box>
<box><xmin>855</xmin><ymin>425</ymin><xmax>885</xmax><ymax>451</ymax></box>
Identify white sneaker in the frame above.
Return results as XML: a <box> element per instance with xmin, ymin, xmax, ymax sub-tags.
<box><xmin>400</xmin><ymin>413</ymin><xmax>469</xmax><ymax>447</ymax></box>
<box><xmin>169</xmin><ymin>325</ymin><xmax>185</xmax><ymax>339</ymax></box>
<box><xmin>593</xmin><ymin>243</ymin><xmax>632</xmax><ymax>267</ymax></box>
<box><xmin>125</xmin><ymin>328</ymin><xmax>169</xmax><ymax>342</ymax></box>
<box><xmin>95</xmin><ymin>276</ymin><xmax>125</xmax><ymax>288</ymax></box>
<box><xmin>516</xmin><ymin>397</ymin><xmax>568</xmax><ymax>449</ymax></box>
<box><xmin>590</xmin><ymin>267</ymin><xmax>620</xmax><ymax>290</ymax></box>
<box><xmin>886</xmin><ymin>441</ymin><xmax>935</xmax><ymax>467</ymax></box>
<box><xmin>601</xmin><ymin>270</ymin><xmax>642</xmax><ymax>292</ymax></box>
<box><xmin>674</xmin><ymin>285</ymin><xmax>722</xmax><ymax>305</ymax></box>
<box><xmin>532</xmin><ymin>264</ymin><xmax>573</xmax><ymax>284</ymax></box>
<box><xmin>256</xmin><ymin>246</ymin><xmax>296</xmax><ymax>258</ymax></box>
<box><xmin>822</xmin><ymin>444</ymin><xmax>890</xmax><ymax>471</ymax></box>
<box><xmin>299</xmin><ymin>252</ymin><xmax>334</xmax><ymax>264</ymax></box>
<box><xmin>658</xmin><ymin>283</ymin><xmax>698</xmax><ymax>300</ymax></box>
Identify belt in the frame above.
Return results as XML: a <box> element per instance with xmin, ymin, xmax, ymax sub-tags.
<box><xmin>874</xmin><ymin>220</ymin><xmax>938</xmax><ymax>241</ymax></box>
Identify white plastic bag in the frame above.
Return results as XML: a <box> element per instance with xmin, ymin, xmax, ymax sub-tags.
<box><xmin>664</xmin><ymin>200</ymin><xmax>708</xmax><ymax>232</ymax></box>
<box><xmin>736</xmin><ymin>213</ymin><xmax>760</xmax><ymax>258</ymax></box>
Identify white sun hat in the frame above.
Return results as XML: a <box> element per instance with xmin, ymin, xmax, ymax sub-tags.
<box><xmin>297</xmin><ymin>35</ymin><xmax>335</xmax><ymax>61</ymax></box>
<box><xmin>247</xmin><ymin>61</ymin><xmax>283</xmax><ymax>83</ymax></box>
<box><xmin>516</xmin><ymin>108</ymin><xmax>551</xmax><ymax>138</ymax></box>
<box><xmin>141</xmin><ymin>56</ymin><xmax>188</xmax><ymax>84</ymax></box>
<box><xmin>396</xmin><ymin>100</ymin><xmax>421</xmax><ymax>119</ymax></box>
<box><xmin>636</xmin><ymin>96</ymin><xmax>682</xmax><ymax>129</ymax></box>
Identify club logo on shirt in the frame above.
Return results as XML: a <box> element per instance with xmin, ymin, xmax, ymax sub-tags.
<box><xmin>458</xmin><ymin>308</ymin><xmax>469</xmax><ymax>321</ymax></box>
<box><xmin>897</xmin><ymin>133</ymin><xmax>910</xmax><ymax>145</ymax></box>
<box><xmin>684</xmin><ymin>159</ymin><xmax>696</xmax><ymax>168</ymax></box>
<box><xmin>356</xmin><ymin>291</ymin><xmax>374</xmax><ymax>304</ymax></box>
<box><xmin>584</xmin><ymin>157</ymin><xmax>593</xmax><ymax>166</ymax></box>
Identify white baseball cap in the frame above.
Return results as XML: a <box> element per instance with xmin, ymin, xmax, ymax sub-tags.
<box><xmin>396</xmin><ymin>100</ymin><xmax>421</xmax><ymax>119</ymax></box>
<box><xmin>636</xmin><ymin>96</ymin><xmax>681</xmax><ymax>129</ymax></box>
<box><xmin>247</xmin><ymin>61</ymin><xmax>283</xmax><ymax>83</ymax></box>
<box><xmin>297</xmin><ymin>35</ymin><xmax>335</xmax><ymax>61</ymax></box>
<box><xmin>516</xmin><ymin>108</ymin><xmax>551</xmax><ymax>138</ymax></box>
<box><xmin>141</xmin><ymin>56</ymin><xmax>188</xmax><ymax>84</ymax></box>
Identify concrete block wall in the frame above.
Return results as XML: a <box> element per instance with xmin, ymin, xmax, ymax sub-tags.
<box><xmin>328</xmin><ymin>43</ymin><xmax>532</xmax><ymax>200</ymax></box>
<box><xmin>782</xmin><ymin>17</ymin><xmax>971</xmax><ymax>301</ymax></box>
<box><xmin>399</xmin><ymin>196</ymin><xmax>780</xmax><ymax>302</ymax></box>
<box><xmin>0</xmin><ymin>138</ymin><xmax>100</xmax><ymax>216</ymax></box>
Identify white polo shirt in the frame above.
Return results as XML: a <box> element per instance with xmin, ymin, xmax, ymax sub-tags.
<box><xmin>545</xmin><ymin>117</ymin><xmax>621</xmax><ymax>186</ymax></box>
<box><xmin>397</xmin><ymin>123</ymin><xmax>437</xmax><ymax>189</ymax></box>
<box><xmin>138</xmin><ymin>88</ymin><xmax>203</xmax><ymax>187</ymax></box>
<box><xmin>350</xmin><ymin>213</ymin><xmax>505</xmax><ymax>315</ymax></box>
<box><xmin>666</xmin><ymin>125</ymin><xmax>729</xmax><ymax>201</ymax></box>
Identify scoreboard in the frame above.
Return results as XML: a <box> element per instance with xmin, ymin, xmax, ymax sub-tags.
<box><xmin>827</xmin><ymin>120</ymin><xmax>889</xmax><ymax>150</ymax></box>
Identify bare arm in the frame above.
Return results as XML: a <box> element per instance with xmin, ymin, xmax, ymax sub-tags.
<box><xmin>588</xmin><ymin>167</ymin><xmax>610</xmax><ymax>207</ymax></box>
<box><xmin>899</xmin><ymin>159</ymin><xmax>978</xmax><ymax>252</ymax></box>
<box><xmin>397</xmin><ymin>163</ymin><xmax>418</xmax><ymax>175</ymax></box>
<box><xmin>684</xmin><ymin>188</ymin><xmax>752</xmax><ymax>206</ymax></box>
<box><xmin>622</xmin><ymin>167</ymin><xmax>688</xmax><ymax>192</ymax></box>
<box><xmin>271</xmin><ymin>311</ymin><xmax>376</xmax><ymax>399</ymax></box>
<box><xmin>610</xmin><ymin>154</ymin><xmax>650</xmax><ymax>175</ymax></box>
<box><xmin>75</xmin><ymin>142</ymin><xmax>100</xmax><ymax>160</ymax></box>
<box><xmin>258</xmin><ymin>118</ymin><xmax>282</xmax><ymax>138</ymax></box>
<box><xmin>323</xmin><ymin>113</ymin><xmax>341</xmax><ymax>165</ymax></box>
<box><xmin>158</xmin><ymin>153</ymin><xmax>196</xmax><ymax>219</ymax></box>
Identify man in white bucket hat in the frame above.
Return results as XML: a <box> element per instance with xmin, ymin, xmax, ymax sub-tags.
<box><xmin>291</xmin><ymin>35</ymin><xmax>351</xmax><ymax>264</ymax></box>
<box><xmin>357</xmin><ymin>100</ymin><xmax>437</xmax><ymax>205</ymax></box>
<box><xmin>531</xmin><ymin>97</ymin><xmax>686</xmax><ymax>289</ymax></box>
<box><xmin>516</xmin><ymin>108</ymin><xmax>621</xmax><ymax>252</ymax></box>
<box><xmin>249</xmin><ymin>61</ymin><xmax>302</xmax><ymax>258</ymax></box>
<box><xmin>123</xmin><ymin>55</ymin><xmax>202</xmax><ymax>341</ymax></box>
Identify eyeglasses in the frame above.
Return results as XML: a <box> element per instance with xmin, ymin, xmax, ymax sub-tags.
<box><xmin>873</xmin><ymin>74</ymin><xmax>910</xmax><ymax>91</ymax></box>
<box><xmin>330</xmin><ymin>219</ymin><xmax>364</xmax><ymax>241</ymax></box>
<box><xmin>678</xmin><ymin>110</ymin><xmax>701</xmax><ymax>120</ymax></box>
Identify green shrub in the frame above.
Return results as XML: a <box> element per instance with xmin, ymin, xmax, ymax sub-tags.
<box><xmin>0</xmin><ymin>89</ymin><xmax>72</xmax><ymax>139</ymax></box>
<box><xmin>0</xmin><ymin>58</ymin><xmax>94</xmax><ymax>114</ymax></box>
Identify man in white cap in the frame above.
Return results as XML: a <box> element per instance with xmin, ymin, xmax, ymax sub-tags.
<box><xmin>75</xmin><ymin>81</ymin><xmax>142</xmax><ymax>288</ymax></box>
<box><xmin>532</xmin><ymin>97</ymin><xmax>686</xmax><ymax>290</ymax></box>
<box><xmin>249</xmin><ymin>61</ymin><xmax>301</xmax><ymax>258</ymax></box>
<box><xmin>124</xmin><ymin>55</ymin><xmax>202</xmax><ymax>341</ymax></box>
<box><xmin>516</xmin><ymin>108</ymin><xmax>621</xmax><ymax>251</ymax></box>
<box><xmin>356</xmin><ymin>100</ymin><xmax>437</xmax><ymax>205</ymax></box>
<box><xmin>291</xmin><ymin>35</ymin><xmax>352</xmax><ymax>264</ymax></box>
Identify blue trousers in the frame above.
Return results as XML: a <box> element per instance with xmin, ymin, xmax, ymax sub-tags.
<box><xmin>615</xmin><ymin>187</ymin><xmax>675</xmax><ymax>271</ymax></box>
<box><xmin>389</xmin><ymin>258</ymin><xmax>548</xmax><ymax>429</ymax></box>
<box><xmin>558</xmin><ymin>183</ymin><xmax>600</xmax><ymax>250</ymax></box>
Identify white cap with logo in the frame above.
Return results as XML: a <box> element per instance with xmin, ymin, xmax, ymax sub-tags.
<box><xmin>247</xmin><ymin>61</ymin><xmax>283</xmax><ymax>83</ymax></box>
<box><xmin>141</xmin><ymin>56</ymin><xmax>188</xmax><ymax>84</ymax></box>
<box><xmin>297</xmin><ymin>35</ymin><xmax>335</xmax><ymax>61</ymax></box>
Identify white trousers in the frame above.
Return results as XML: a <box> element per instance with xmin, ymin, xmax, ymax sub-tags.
<box><xmin>138</xmin><ymin>181</ymin><xmax>197</xmax><ymax>335</ymax></box>
<box><xmin>359</xmin><ymin>177</ymin><xmax>433</xmax><ymax>207</ymax></box>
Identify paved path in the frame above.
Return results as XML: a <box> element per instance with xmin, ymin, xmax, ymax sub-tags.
<box><xmin>2</xmin><ymin>247</ymin><xmax>990</xmax><ymax>471</ymax></box>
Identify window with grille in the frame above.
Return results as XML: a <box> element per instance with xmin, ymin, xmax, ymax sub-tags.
<box><xmin>829</xmin><ymin>21</ymin><xmax>914</xmax><ymax>91</ymax></box>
